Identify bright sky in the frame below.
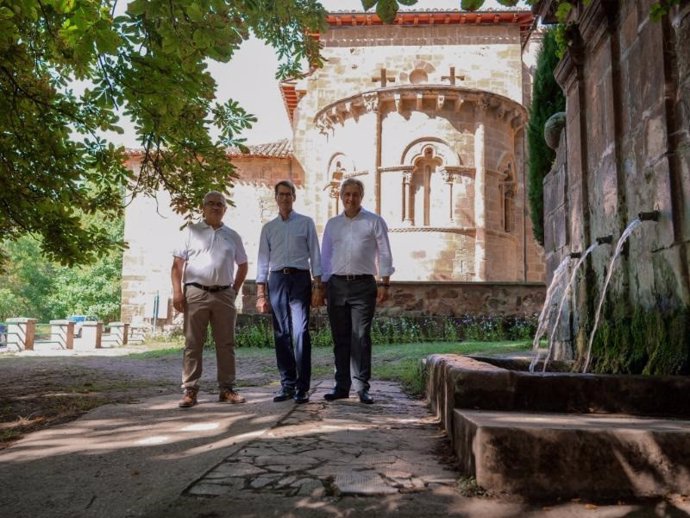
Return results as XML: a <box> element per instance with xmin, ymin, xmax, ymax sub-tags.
<box><xmin>110</xmin><ymin>0</ymin><xmax>517</xmax><ymax>148</ymax></box>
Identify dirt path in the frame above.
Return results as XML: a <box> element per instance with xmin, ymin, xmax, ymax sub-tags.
<box><xmin>0</xmin><ymin>344</ymin><xmax>310</xmax><ymax>446</ymax></box>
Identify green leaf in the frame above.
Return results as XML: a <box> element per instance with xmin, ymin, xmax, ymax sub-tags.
<box><xmin>126</xmin><ymin>0</ymin><xmax>147</xmax><ymax>16</ymax></box>
<box><xmin>461</xmin><ymin>0</ymin><xmax>484</xmax><ymax>11</ymax></box>
<box><xmin>0</xmin><ymin>6</ymin><xmax>14</xmax><ymax>19</ymax></box>
<box><xmin>376</xmin><ymin>0</ymin><xmax>398</xmax><ymax>23</ymax></box>
<box><xmin>398</xmin><ymin>0</ymin><xmax>418</xmax><ymax>6</ymax></box>
<box><xmin>361</xmin><ymin>0</ymin><xmax>377</xmax><ymax>10</ymax></box>
<box><xmin>186</xmin><ymin>2</ymin><xmax>205</xmax><ymax>22</ymax></box>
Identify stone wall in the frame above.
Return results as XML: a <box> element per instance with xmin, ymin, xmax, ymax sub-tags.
<box><xmin>239</xmin><ymin>280</ymin><xmax>544</xmax><ymax>317</ymax></box>
<box><xmin>541</xmin><ymin>0</ymin><xmax>690</xmax><ymax>368</ymax></box>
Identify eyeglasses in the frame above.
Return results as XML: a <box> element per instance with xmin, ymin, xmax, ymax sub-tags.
<box><xmin>204</xmin><ymin>201</ymin><xmax>225</xmax><ymax>208</ymax></box>
<box><xmin>276</xmin><ymin>192</ymin><xmax>294</xmax><ymax>198</ymax></box>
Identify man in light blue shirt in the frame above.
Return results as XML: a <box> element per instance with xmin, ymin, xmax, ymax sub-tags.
<box><xmin>320</xmin><ymin>178</ymin><xmax>394</xmax><ymax>404</ymax></box>
<box><xmin>256</xmin><ymin>180</ymin><xmax>322</xmax><ymax>404</ymax></box>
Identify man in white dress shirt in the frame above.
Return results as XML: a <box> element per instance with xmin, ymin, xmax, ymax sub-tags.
<box><xmin>171</xmin><ymin>191</ymin><xmax>248</xmax><ymax>408</ymax></box>
<box><xmin>320</xmin><ymin>178</ymin><xmax>394</xmax><ymax>404</ymax></box>
<box><xmin>256</xmin><ymin>180</ymin><xmax>322</xmax><ymax>404</ymax></box>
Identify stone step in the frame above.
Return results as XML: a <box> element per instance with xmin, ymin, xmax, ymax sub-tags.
<box><xmin>453</xmin><ymin>409</ymin><xmax>690</xmax><ymax>500</ymax></box>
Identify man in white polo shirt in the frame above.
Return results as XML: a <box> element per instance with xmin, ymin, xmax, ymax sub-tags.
<box><xmin>171</xmin><ymin>191</ymin><xmax>248</xmax><ymax>408</ymax></box>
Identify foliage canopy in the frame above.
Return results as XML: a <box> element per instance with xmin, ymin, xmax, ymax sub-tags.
<box><xmin>0</xmin><ymin>212</ymin><xmax>124</xmax><ymax>322</ymax></box>
<box><xmin>0</xmin><ymin>0</ymin><xmax>326</xmax><ymax>269</ymax></box>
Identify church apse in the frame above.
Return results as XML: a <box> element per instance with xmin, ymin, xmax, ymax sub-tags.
<box><xmin>309</xmin><ymin>81</ymin><xmax>529</xmax><ymax>282</ymax></box>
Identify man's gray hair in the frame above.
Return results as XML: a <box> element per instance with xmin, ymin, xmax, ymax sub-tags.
<box><xmin>340</xmin><ymin>177</ymin><xmax>364</xmax><ymax>196</ymax></box>
<box><xmin>203</xmin><ymin>191</ymin><xmax>227</xmax><ymax>207</ymax></box>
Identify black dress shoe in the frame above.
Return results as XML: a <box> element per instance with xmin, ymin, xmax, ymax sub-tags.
<box><xmin>358</xmin><ymin>390</ymin><xmax>374</xmax><ymax>404</ymax></box>
<box><xmin>293</xmin><ymin>390</ymin><xmax>309</xmax><ymax>404</ymax></box>
<box><xmin>273</xmin><ymin>387</ymin><xmax>295</xmax><ymax>402</ymax></box>
<box><xmin>323</xmin><ymin>390</ymin><xmax>349</xmax><ymax>401</ymax></box>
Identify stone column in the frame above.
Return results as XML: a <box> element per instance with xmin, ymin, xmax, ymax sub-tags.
<box><xmin>50</xmin><ymin>320</ymin><xmax>75</xmax><ymax>350</ymax></box>
<box><xmin>474</xmin><ymin>100</ymin><xmax>488</xmax><ymax>280</ymax></box>
<box><xmin>6</xmin><ymin>318</ymin><xmax>37</xmax><ymax>351</ymax></box>
<box><xmin>402</xmin><ymin>171</ymin><xmax>413</xmax><ymax>225</ymax></box>
<box><xmin>441</xmin><ymin>168</ymin><xmax>455</xmax><ymax>224</ymax></box>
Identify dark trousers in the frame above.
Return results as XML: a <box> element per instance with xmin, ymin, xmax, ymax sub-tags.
<box><xmin>326</xmin><ymin>275</ymin><xmax>378</xmax><ymax>393</ymax></box>
<box><xmin>268</xmin><ymin>270</ymin><xmax>312</xmax><ymax>392</ymax></box>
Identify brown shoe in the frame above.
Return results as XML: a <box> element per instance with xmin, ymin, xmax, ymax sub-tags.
<box><xmin>219</xmin><ymin>388</ymin><xmax>246</xmax><ymax>404</ymax></box>
<box><xmin>178</xmin><ymin>388</ymin><xmax>198</xmax><ymax>408</ymax></box>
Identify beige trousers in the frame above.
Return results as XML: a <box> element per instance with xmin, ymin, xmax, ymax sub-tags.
<box><xmin>182</xmin><ymin>285</ymin><xmax>237</xmax><ymax>391</ymax></box>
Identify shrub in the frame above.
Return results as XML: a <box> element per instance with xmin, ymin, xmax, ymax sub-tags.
<box><xmin>527</xmin><ymin>27</ymin><xmax>566</xmax><ymax>245</ymax></box>
<box><xmin>213</xmin><ymin>313</ymin><xmax>539</xmax><ymax>348</ymax></box>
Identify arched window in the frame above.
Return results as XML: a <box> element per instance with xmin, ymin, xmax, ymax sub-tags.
<box><xmin>408</xmin><ymin>146</ymin><xmax>442</xmax><ymax>226</ymax></box>
<box><xmin>325</xmin><ymin>155</ymin><xmax>350</xmax><ymax>218</ymax></box>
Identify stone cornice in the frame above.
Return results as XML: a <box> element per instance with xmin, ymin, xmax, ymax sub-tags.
<box><xmin>314</xmin><ymin>86</ymin><xmax>527</xmax><ymax>135</ymax></box>
<box><xmin>389</xmin><ymin>226</ymin><xmax>477</xmax><ymax>236</ymax></box>
<box><xmin>325</xmin><ymin>11</ymin><xmax>533</xmax><ymax>30</ymax></box>
<box><xmin>579</xmin><ymin>0</ymin><xmax>617</xmax><ymax>53</ymax></box>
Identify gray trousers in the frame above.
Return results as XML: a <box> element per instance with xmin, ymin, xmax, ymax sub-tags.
<box><xmin>326</xmin><ymin>275</ymin><xmax>378</xmax><ymax>393</ymax></box>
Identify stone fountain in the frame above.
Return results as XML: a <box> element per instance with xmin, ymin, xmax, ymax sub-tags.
<box><xmin>424</xmin><ymin>0</ymin><xmax>690</xmax><ymax>500</ymax></box>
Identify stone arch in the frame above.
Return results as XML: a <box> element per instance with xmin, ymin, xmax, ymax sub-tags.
<box><xmin>400</xmin><ymin>137</ymin><xmax>461</xmax><ymax>168</ymax></box>
<box><xmin>325</xmin><ymin>153</ymin><xmax>355</xmax><ymax>217</ymax></box>
<box><xmin>326</xmin><ymin>153</ymin><xmax>355</xmax><ymax>181</ymax></box>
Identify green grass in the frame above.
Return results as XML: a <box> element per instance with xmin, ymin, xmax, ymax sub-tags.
<box><xmin>128</xmin><ymin>339</ymin><xmax>531</xmax><ymax>397</ymax></box>
<box><xmin>373</xmin><ymin>341</ymin><xmax>531</xmax><ymax>396</ymax></box>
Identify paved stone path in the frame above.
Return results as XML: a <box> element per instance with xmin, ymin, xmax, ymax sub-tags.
<box><xmin>3</xmin><ymin>367</ymin><xmax>682</xmax><ymax>517</ymax></box>
<box><xmin>186</xmin><ymin>381</ymin><xmax>458</xmax><ymax>500</ymax></box>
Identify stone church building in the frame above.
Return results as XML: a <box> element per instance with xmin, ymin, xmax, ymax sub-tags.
<box><xmin>121</xmin><ymin>7</ymin><xmax>546</xmax><ymax>325</ymax></box>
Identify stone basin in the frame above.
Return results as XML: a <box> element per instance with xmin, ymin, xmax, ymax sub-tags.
<box><xmin>425</xmin><ymin>354</ymin><xmax>690</xmax><ymax>500</ymax></box>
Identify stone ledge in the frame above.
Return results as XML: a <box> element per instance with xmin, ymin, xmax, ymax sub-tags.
<box><xmin>453</xmin><ymin>409</ymin><xmax>690</xmax><ymax>499</ymax></box>
<box><xmin>425</xmin><ymin>354</ymin><xmax>690</xmax><ymax>500</ymax></box>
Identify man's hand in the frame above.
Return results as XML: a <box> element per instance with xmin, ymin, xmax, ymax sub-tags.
<box><xmin>172</xmin><ymin>292</ymin><xmax>185</xmax><ymax>313</ymax></box>
<box><xmin>256</xmin><ymin>295</ymin><xmax>270</xmax><ymax>314</ymax></box>
<box><xmin>311</xmin><ymin>285</ymin><xmax>324</xmax><ymax>307</ymax></box>
<box><xmin>376</xmin><ymin>286</ymin><xmax>390</xmax><ymax>304</ymax></box>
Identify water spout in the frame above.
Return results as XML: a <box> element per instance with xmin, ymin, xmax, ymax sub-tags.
<box><xmin>583</xmin><ymin>218</ymin><xmax>643</xmax><ymax>373</ymax></box>
<box><xmin>596</xmin><ymin>235</ymin><xmax>613</xmax><ymax>245</ymax></box>
<box><xmin>529</xmin><ymin>257</ymin><xmax>572</xmax><ymax>372</ymax></box>
<box><xmin>543</xmin><ymin>243</ymin><xmax>600</xmax><ymax>371</ymax></box>
<box><xmin>638</xmin><ymin>210</ymin><xmax>660</xmax><ymax>222</ymax></box>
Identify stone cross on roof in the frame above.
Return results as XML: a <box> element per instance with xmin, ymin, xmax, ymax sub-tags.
<box><xmin>372</xmin><ymin>68</ymin><xmax>395</xmax><ymax>87</ymax></box>
<box><xmin>442</xmin><ymin>66</ymin><xmax>464</xmax><ymax>86</ymax></box>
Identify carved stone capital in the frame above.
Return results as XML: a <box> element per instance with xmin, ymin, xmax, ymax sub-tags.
<box><xmin>362</xmin><ymin>92</ymin><xmax>379</xmax><ymax>112</ymax></box>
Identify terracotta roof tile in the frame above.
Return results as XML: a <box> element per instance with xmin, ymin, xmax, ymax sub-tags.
<box><xmin>226</xmin><ymin>139</ymin><xmax>293</xmax><ymax>158</ymax></box>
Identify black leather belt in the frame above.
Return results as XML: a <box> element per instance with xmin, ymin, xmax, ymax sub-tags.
<box><xmin>331</xmin><ymin>274</ymin><xmax>374</xmax><ymax>281</ymax></box>
<box><xmin>185</xmin><ymin>283</ymin><xmax>230</xmax><ymax>293</ymax></box>
<box><xmin>271</xmin><ymin>268</ymin><xmax>309</xmax><ymax>275</ymax></box>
